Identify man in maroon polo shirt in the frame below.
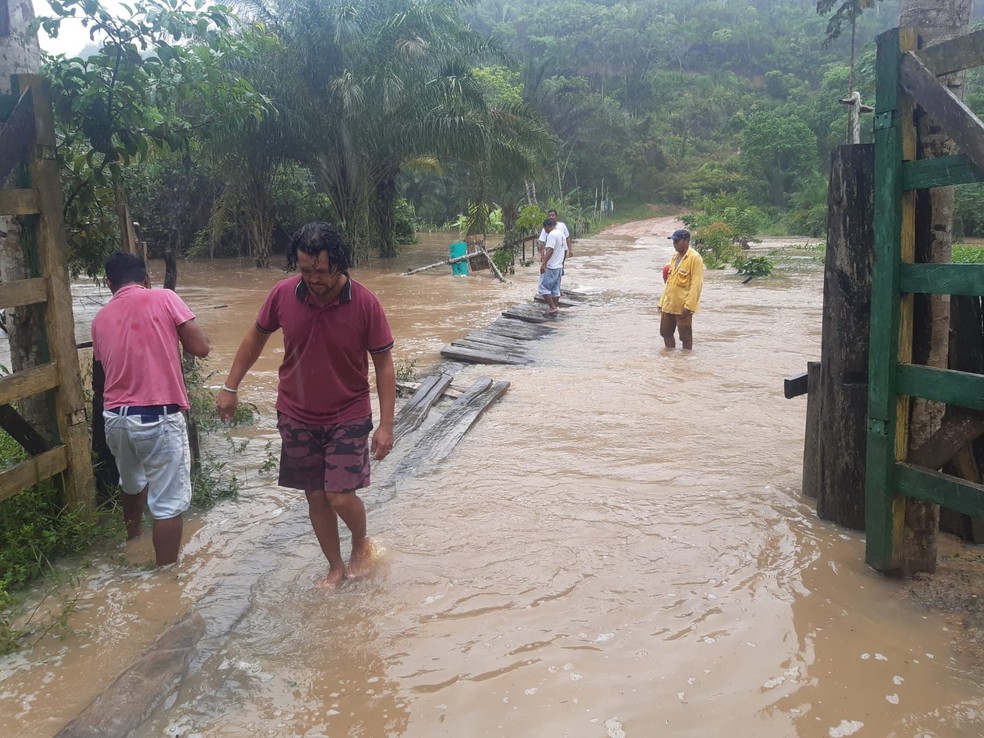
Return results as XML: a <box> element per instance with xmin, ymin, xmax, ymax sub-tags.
<box><xmin>217</xmin><ymin>222</ymin><xmax>396</xmax><ymax>587</ymax></box>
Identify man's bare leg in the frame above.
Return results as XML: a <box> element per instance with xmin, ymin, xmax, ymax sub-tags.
<box><xmin>152</xmin><ymin>513</ymin><xmax>183</xmax><ymax>566</ymax></box>
<box><xmin>678</xmin><ymin>312</ymin><xmax>694</xmax><ymax>350</ymax></box>
<box><xmin>122</xmin><ymin>487</ymin><xmax>148</xmax><ymax>540</ymax></box>
<box><xmin>327</xmin><ymin>491</ymin><xmax>372</xmax><ymax>578</ymax></box>
<box><xmin>306</xmin><ymin>490</ymin><xmax>346</xmax><ymax>586</ymax></box>
<box><xmin>659</xmin><ymin>312</ymin><xmax>677</xmax><ymax>348</ymax></box>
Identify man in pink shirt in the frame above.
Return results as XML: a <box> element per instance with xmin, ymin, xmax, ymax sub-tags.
<box><xmin>91</xmin><ymin>253</ymin><xmax>210</xmax><ymax>565</ymax></box>
<box><xmin>216</xmin><ymin>222</ymin><xmax>396</xmax><ymax>588</ymax></box>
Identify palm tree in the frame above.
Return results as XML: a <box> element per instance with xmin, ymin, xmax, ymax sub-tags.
<box><xmin>245</xmin><ymin>0</ymin><xmax>549</xmax><ymax>262</ymax></box>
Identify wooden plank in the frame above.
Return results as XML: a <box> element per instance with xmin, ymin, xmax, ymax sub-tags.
<box><xmin>895</xmin><ymin>463</ymin><xmax>984</xmax><ymax>518</ymax></box>
<box><xmin>502</xmin><ymin>304</ymin><xmax>551</xmax><ymax>324</ymax></box>
<box><xmin>56</xmin><ymin>612</ymin><xmax>205</xmax><ymax>738</ymax></box>
<box><xmin>0</xmin><ymin>87</ymin><xmax>34</xmax><ymax>184</ymax></box>
<box><xmin>464</xmin><ymin>330</ymin><xmax>527</xmax><ymax>349</ymax></box>
<box><xmin>0</xmin><ymin>188</ymin><xmax>40</xmax><ymax>215</ymax></box>
<box><xmin>487</xmin><ymin>318</ymin><xmax>552</xmax><ymax>339</ymax></box>
<box><xmin>392</xmin><ymin>372</ymin><xmax>453</xmax><ymax>444</ymax></box>
<box><xmin>784</xmin><ymin>371</ymin><xmax>808</xmax><ymax>399</ymax></box>
<box><xmin>900</xmin><ymin>263</ymin><xmax>984</xmax><ymax>296</ymax></box>
<box><xmin>459</xmin><ymin>332</ymin><xmax>527</xmax><ymax>353</ymax></box>
<box><xmin>0</xmin><ymin>276</ymin><xmax>47</xmax><ymax>309</ymax></box>
<box><xmin>395</xmin><ymin>377</ymin><xmax>510</xmax><ymax>472</ymax></box>
<box><xmin>900</xmin><ymin>51</ymin><xmax>984</xmax><ymax>172</ymax></box>
<box><xmin>802</xmin><ymin>362</ymin><xmax>821</xmax><ymax>500</ymax></box>
<box><xmin>440</xmin><ymin>344</ymin><xmax>529</xmax><ymax>365</ymax></box>
<box><xmin>0</xmin><ymin>404</ymin><xmax>52</xmax><ymax>456</ymax></box>
<box><xmin>865</xmin><ymin>27</ymin><xmax>912</xmax><ymax>573</ymax></box>
<box><xmin>0</xmin><ymin>446</ymin><xmax>68</xmax><ymax>503</ymax></box>
<box><xmin>17</xmin><ymin>74</ymin><xmax>95</xmax><ymax>510</ymax></box>
<box><xmin>908</xmin><ymin>408</ymin><xmax>984</xmax><ymax>470</ymax></box>
<box><xmin>915</xmin><ymin>28</ymin><xmax>984</xmax><ymax>76</ymax></box>
<box><xmin>0</xmin><ymin>363</ymin><xmax>59</xmax><ymax>406</ymax></box>
<box><xmin>903</xmin><ymin>155</ymin><xmax>984</xmax><ymax>191</ymax></box>
<box><xmin>451</xmin><ymin>338</ymin><xmax>527</xmax><ymax>358</ymax></box>
<box><xmin>896</xmin><ymin>364</ymin><xmax>984</xmax><ymax>411</ymax></box>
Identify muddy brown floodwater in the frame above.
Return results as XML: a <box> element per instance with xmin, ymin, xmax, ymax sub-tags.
<box><xmin>1</xmin><ymin>224</ymin><xmax>984</xmax><ymax>737</ymax></box>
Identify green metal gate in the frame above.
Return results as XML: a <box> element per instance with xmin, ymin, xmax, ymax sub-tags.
<box><xmin>866</xmin><ymin>27</ymin><xmax>984</xmax><ymax>571</ymax></box>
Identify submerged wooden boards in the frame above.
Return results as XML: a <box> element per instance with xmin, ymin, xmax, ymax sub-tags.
<box><xmin>501</xmin><ymin>303</ymin><xmax>552</xmax><ymax>323</ymax></box>
<box><xmin>440</xmin><ymin>288</ymin><xmax>590</xmax><ymax>366</ymax></box>
<box><xmin>440</xmin><ymin>304</ymin><xmax>558</xmax><ymax>364</ymax></box>
<box><xmin>56</xmin><ymin>613</ymin><xmax>205</xmax><ymax>738</ymax></box>
<box><xmin>392</xmin><ymin>372</ymin><xmax>454</xmax><ymax>444</ymax></box>
<box><xmin>390</xmin><ymin>376</ymin><xmax>510</xmax><ymax>480</ymax></box>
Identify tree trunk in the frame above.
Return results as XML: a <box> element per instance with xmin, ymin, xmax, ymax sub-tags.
<box><xmin>373</xmin><ymin>171</ymin><xmax>399</xmax><ymax>259</ymax></box>
<box><xmin>111</xmin><ymin>164</ymin><xmax>138</xmax><ymax>254</ymax></box>
<box><xmin>898</xmin><ymin>0</ymin><xmax>973</xmax><ymax>575</ymax></box>
<box><xmin>1</xmin><ymin>1</ymin><xmax>53</xmax><ymax>442</ymax></box>
<box><xmin>245</xmin><ymin>173</ymin><xmax>273</xmax><ymax>268</ymax></box>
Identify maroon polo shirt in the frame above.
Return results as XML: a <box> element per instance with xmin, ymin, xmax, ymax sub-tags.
<box><xmin>256</xmin><ymin>275</ymin><xmax>394</xmax><ymax>425</ymax></box>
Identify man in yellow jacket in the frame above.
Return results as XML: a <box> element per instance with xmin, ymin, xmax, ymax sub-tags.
<box><xmin>658</xmin><ymin>229</ymin><xmax>704</xmax><ymax>350</ymax></box>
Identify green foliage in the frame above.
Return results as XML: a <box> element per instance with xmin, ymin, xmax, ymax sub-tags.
<box><xmin>40</xmin><ymin>0</ymin><xmax>269</xmax><ymax>273</ymax></box>
<box><xmin>683</xmin><ymin>194</ymin><xmax>765</xmax><ymax>269</ymax></box>
<box><xmin>393</xmin><ymin>198</ymin><xmax>418</xmax><ymax>246</ymax></box>
<box><xmin>734</xmin><ymin>254</ymin><xmax>775</xmax><ymax>277</ymax></box>
<box><xmin>0</xmin><ymin>483</ymin><xmax>115</xmax><ymax>653</ymax></box>
<box><xmin>953</xmin><ymin>245</ymin><xmax>984</xmax><ymax>264</ymax></box>
<box><xmin>955</xmin><ymin>183</ymin><xmax>984</xmax><ymax>239</ymax></box>
<box><xmin>491</xmin><ymin>246</ymin><xmax>515</xmax><ymax>275</ymax></box>
<box><xmin>191</xmin><ymin>453</ymin><xmax>239</xmax><ymax>508</ymax></box>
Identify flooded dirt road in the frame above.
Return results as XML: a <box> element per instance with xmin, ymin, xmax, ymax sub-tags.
<box><xmin>1</xmin><ymin>228</ymin><xmax>983</xmax><ymax>737</ymax></box>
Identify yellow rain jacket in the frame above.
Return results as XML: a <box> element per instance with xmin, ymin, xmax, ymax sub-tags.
<box><xmin>658</xmin><ymin>247</ymin><xmax>704</xmax><ymax>314</ymax></box>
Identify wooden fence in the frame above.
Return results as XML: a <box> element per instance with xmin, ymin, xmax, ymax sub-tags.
<box><xmin>0</xmin><ymin>74</ymin><xmax>94</xmax><ymax>509</ymax></box>
<box><xmin>866</xmin><ymin>27</ymin><xmax>984</xmax><ymax>571</ymax></box>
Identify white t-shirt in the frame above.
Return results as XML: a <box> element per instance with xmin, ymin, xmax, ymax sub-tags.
<box><xmin>538</xmin><ymin>220</ymin><xmax>570</xmax><ymax>245</ymax></box>
<box><xmin>543</xmin><ymin>230</ymin><xmax>567</xmax><ymax>269</ymax></box>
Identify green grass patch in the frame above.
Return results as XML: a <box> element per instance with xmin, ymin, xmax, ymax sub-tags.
<box><xmin>953</xmin><ymin>243</ymin><xmax>984</xmax><ymax>263</ymax></box>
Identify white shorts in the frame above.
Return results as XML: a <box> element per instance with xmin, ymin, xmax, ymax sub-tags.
<box><xmin>103</xmin><ymin>410</ymin><xmax>192</xmax><ymax>519</ymax></box>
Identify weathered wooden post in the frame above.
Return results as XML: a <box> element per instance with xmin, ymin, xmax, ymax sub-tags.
<box><xmin>815</xmin><ymin>144</ymin><xmax>875</xmax><ymax>530</ymax></box>
<box><xmin>801</xmin><ymin>361</ymin><xmax>821</xmax><ymax>499</ymax></box>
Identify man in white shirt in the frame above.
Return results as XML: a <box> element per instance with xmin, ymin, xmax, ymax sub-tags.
<box><xmin>538</xmin><ymin>218</ymin><xmax>568</xmax><ymax>315</ymax></box>
<box><xmin>538</xmin><ymin>208</ymin><xmax>573</xmax><ymax>261</ymax></box>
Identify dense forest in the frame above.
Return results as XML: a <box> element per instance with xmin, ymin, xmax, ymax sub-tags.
<box><xmin>28</xmin><ymin>0</ymin><xmax>984</xmax><ymax>273</ymax></box>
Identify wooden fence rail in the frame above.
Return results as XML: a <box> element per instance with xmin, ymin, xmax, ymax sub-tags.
<box><xmin>0</xmin><ymin>74</ymin><xmax>94</xmax><ymax>509</ymax></box>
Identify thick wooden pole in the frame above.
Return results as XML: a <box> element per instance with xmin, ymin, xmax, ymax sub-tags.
<box><xmin>816</xmin><ymin>145</ymin><xmax>875</xmax><ymax>530</ymax></box>
<box><xmin>18</xmin><ymin>74</ymin><xmax>94</xmax><ymax>509</ymax></box>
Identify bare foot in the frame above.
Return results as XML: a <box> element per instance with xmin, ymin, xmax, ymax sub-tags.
<box><xmin>316</xmin><ymin>567</ymin><xmax>346</xmax><ymax>589</ymax></box>
<box><xmin>348</xmin><ymin>537</ymin><xmax>375</xmax><ymax>579</ymax></box>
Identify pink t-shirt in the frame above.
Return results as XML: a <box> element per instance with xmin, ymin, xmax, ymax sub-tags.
<box><xmin>256</xmin><ymin>275</ymin><xmax>394</xmax><ymax>425</ymax></box>
<box><xmin>91</xmin><ymin>284</ymin><xmax>196</xmax><ymax>410</ymax></box>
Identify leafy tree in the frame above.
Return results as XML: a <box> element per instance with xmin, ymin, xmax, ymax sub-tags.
<box><xmin>39</xmin><ymin>0</ymin><xmax>268</xmax><ymax>270</ymax></box>
<box><xmin>740</xmin><ymin>108</ymin><xmax>818</xmax><ymax>208</ymax></box>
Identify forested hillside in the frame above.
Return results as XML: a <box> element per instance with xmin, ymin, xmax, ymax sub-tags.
<box><xmin>434</xmin><ymin>0</ymin><xmax>983</xmax><ymax>238</ymax></box>
<box><xmin>23</xmin><ymin>0</ymin><xmax>984</xmax><ymax>272</ymax></box>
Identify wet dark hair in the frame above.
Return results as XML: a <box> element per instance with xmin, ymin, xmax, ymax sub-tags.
<box><xmin>547</xmin><ymin>209</ymin><xmax>558</xmax><ymax>217</ymax></box>
<box><xmin>104</xmin><ymin>252</ymin><xmax>147</xmax><ymax>287</ymax></box>
<box><xmin>286</xmin><ymin>222</ymin><xmax>351</xmax><ymax>274</ymax></box>
<box><xmin>543</xmin><ymin>218</ymin><xmax>557</xmax><ymax>229</ymax></box>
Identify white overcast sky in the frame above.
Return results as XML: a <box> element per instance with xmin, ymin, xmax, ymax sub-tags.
<box><xmin>35</xmin><ymin>0</ymin><xmax>125</xmax><ymax>57</ymax></box>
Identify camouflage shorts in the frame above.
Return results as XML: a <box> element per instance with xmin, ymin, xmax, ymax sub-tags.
<box><xmin>277</xmin><ymin>413</ymin><xmax>373</xmax><ymax>493</ymax></box>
